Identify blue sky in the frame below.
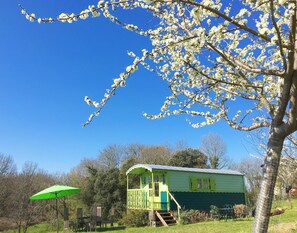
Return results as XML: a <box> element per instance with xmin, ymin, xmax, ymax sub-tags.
<box><xmin>0</xmin><ymin>0</ymin><xmax>254</xmax><ymax>173</ymax></box>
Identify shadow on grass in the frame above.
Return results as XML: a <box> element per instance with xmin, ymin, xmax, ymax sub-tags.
<box><xmin>75</xmin><ymin>226</ymin><xmax>126</xmax><ymax>232</ymax></box>
<box><xmin>96</xmin><ymin>226</ymin><xmax>126</xmax><ymax>232</ymax></box>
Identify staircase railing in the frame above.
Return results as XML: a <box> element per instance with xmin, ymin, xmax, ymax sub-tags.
<box><xmin>168</xmin><ymin>192</ymin><xmax>181</xmax><ymax>223</ymax></box>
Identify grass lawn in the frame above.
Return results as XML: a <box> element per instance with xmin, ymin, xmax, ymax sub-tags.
<box><xmin>5</xmin><ymin>199</ymin><xmax>297</xmax><ymax>233</ymax></box>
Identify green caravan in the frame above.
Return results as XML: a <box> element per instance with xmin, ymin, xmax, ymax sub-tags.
<box><xmin>126</xmin><ymin>164</ymin><xmax>246</xmax><ymax>212</ymax></box>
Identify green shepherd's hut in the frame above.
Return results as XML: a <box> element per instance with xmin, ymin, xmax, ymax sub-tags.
<box><xmin>126</xmin><ymin>164</ymin><xmax>246</xmax><ymax>225</ymax></box>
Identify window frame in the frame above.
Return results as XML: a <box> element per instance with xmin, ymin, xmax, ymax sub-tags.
<box><xmin>190</xmin><ymin>176</ymin><xmax>216</xmax><ymax>192</ymax></box>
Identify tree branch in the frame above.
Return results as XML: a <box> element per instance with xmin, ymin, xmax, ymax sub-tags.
<box><xmin>269</xmin><ymin>0</ymin><xmax>287</xmax><ymax>72</ymax></box>
<box><xmin>221</xmin><ymin>101</ymin><xmax>269</xmax><ymax>131</ymax></box>
<box><xmin>180</xmin><ymin>0</ymin><xmax>290</xmax><ymax>49</ymax></box>
<box><xmin>206</xmin><ymin>42</ymin><xmax>274</xmax><ymax>117</ymax></box>
<box><xmin>274</xmin><ymin>2</ymin><xmax>296</xmax><ymax>127</ymax></box>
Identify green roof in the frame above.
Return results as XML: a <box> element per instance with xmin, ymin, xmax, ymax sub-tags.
<box><xmin>126</xmin><ymin>164</ymin><xmax>243</xmax><ymax>176</ymax></box>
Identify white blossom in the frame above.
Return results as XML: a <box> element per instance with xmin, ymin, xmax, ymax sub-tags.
<box><xmin>20</xmin><ymin>0</ymin><xmax>291</xmax><ymax>133</ymax></box>
<box><xmin>29</xmin><ymin>13</ymin><xmax>35</xmax><ymax>22</ymax></box>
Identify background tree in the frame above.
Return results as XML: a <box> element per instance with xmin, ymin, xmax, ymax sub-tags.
<box><xmin>66</xmin><ymin>158</ymin><xmax>99</xmax><ymax>189</ymax></box>
<box><xmin>124</xmin><ymin>144</ymin><xmax>145</xmax><ymax>160</ymax></box>
<box><xmin>19</xmin><ymin>2</ymin><xmax>297</xmax><ymax>230</ymax></box>
<box><xmin>0</xmin><ymin>153</ymin><xmax>16</xmax><ymax>177</ymax></box>
<box><xmin>80</xmin><ymin>165</ymin><xmax>98</xmax><ymax>208</ymax></box>
<box><xmin>278</xmin><ymin>134</ymin><xmax>297</xmax><ymax>188</ymax></box>
<box><xmin>119</xmin><ymin>156</ymin><xmax>139</xmax><ymax>190</ymax></box>
<box><xmin>93</xmin><ymin>168</ymin><xmax>125</xmax><ymax>220</ymax></box>
<box><xmin>9</xmin><ymin>162</ymin><xmax>53</xmax><ymax>233</ymax></box>
<box><xmin>247</xmin><ymin>131</ymin><xmax>297</xmax><ymax>205</ymax></box>
<box><xmin>0</xmin><ymin>153</ymin><xmax>16</xmax><ymax>217</ymax></box>
<box><xmin>169</xmin><ymin>148</ymin><xmax>208</xmax><ymax>168</ymax></box>
<box><xmin>232</xmin><ymin>158</ymin><xmax>262</xmax><ymax>208</ymax></box>
<box><xmin>137</xmin><ymin>145</ymin><xmax>172</xmax><ymax>165</ymax></box>
<box><xmin>200</xmin><ymin>133</ymin><xmax>229</xmax><ymax>169</ymax></box>
<box><xmin>173</xmin><ymin>140</ymin><xmax>189</xmax><ymax>152</ymax></box>
<box><xmin>274</xmin><ymin>134</ymin><xmax>297</xmax><ymax>207</ymax></box>
<box><xmin>98</xmin><ymin>144</ymin><xmax>125</xmax><ymax>170</ymax></box>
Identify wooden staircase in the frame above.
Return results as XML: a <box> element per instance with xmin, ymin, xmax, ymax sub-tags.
<box><xmin>155</xmin><ymin>211</ymin><xmax>177</xmax><ymax>226</ymax></box>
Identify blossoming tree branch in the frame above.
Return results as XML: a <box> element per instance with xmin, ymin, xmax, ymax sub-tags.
<box><xmin>20</xmin><ymin>0</ymin><xmax>297</xmax><ymax>232</ymax></box>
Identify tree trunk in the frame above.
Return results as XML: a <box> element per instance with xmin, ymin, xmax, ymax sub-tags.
<box><xmin>252</xmin><ymin>130</ymin><xmax>284</xmax><ymax>233</ymax></box>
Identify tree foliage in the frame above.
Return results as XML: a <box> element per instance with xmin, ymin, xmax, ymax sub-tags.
<box><xmin>93</xmin><ymin>168</ymin><xmax>126</xmax><ymax>220</ymax></box>
<box><xmin>169</xmin><ymin>148</ymin><xmax>208</xmax><ymax>168</ymax></box>
<box><xmin>81</xmin><ymin>166</ymin><xmax>98</xmax><ymax>208</ymax></box>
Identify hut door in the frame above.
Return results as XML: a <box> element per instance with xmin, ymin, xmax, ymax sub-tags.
<box><xmin>161</xmin><ymin>192</ymin><xmax>168</xmax><ymax>210</ymax></box>
<box><xmin>153</xmin><ymin>175</ymin><xmax>161</xmax><ymax>208</ymax></box>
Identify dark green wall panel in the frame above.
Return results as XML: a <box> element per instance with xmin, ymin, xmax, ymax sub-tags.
<box><xmin>170</xmin><ymin>192</ymin><xmax>245</xmax><ymax>211</ymax></box>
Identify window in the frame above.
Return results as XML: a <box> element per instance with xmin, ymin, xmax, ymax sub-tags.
<box><xmin>142</xmin><ymin>176</ymin><xmax>146</xmax><ymax>186</ymax></box>
<box><xmin>154</xmin><ymin>182</ymin><xmax>159</xmax><ymax>197</ymax></box>
<box><xmin>154</xmin><ymin>175</ymin><xmax>159</xmax><ymax>182</ymax></box>
<box><xmin>197</xmin><ymin>178</ymin><xmax>209</xmax><ymax>190</ymax></box>
<box><xmin>197</xmin><ymin>179</ymin><xmax>202</xmax><ymax>189</ymax></box>
<box><xmin>148</xmin><ymin>176</ymin><xmax>152</xmax><ymax>188</ymax></box>
<box><xmin>190</xmin><ymin>177</ymin><xmax>216</xmax><ymax>191</ymax></box>
<box><xmin>161</xmin><ymin>174</ymin><xmax>166</xmax><ymax>184</ymax></box>
<box><xmin>203</xmin><ymin>179</ymin><xmax>209</xmax><ymax>190</ymax></box>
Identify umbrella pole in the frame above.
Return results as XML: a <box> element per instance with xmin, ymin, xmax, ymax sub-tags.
<box><xmin>56</xmin><ymin>196</ymin><xmax>59</xmax><ymax>233</ymax></box>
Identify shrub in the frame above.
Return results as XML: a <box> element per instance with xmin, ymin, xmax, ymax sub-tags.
<box><xmin>179</xmin><ymin>210</ymin><xmax>190</xmax><ymax>225</ymax></box>
<box><xmin>189</xmin><ymin>209</ymin><xmax>210</xmax><ymax>222</ymax></box>
<box><xmin>180</xmin><ymin>209</ymin><xmax>210</xmax><ymax>224</ymax></box>
<box><xmin>0</xmin><ymin>217</ymin><xmax>16</xmax><ymax>231</ymax></box>
<box><xmin>233</xmin><ymin>204</ymin><xmax>248</xmax><ymax>218</ymax></box>
<box><xmin>209</xmin><ymin>205</ymin><xmax>219</xmax><ymax>219</ymax></box>
<box><xmin>120</xmin><ymin>210</ymin><xmax>148</xmax><ymax>227</ymax></box>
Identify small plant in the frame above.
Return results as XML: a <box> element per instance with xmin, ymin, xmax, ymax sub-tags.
<box><xmin>233</xmin><ymin>204</ymin><xmax>248</xmax><ymax>218</ymax></box>
<box><xmin>189</xmin><ymin>209</ymin><xmax>210</xmax><ymax>222</ymax></box>
<box><xmin>179</xmin><ymin>209</ymin><xmax>210</xmax><ymax>224</ymax></box>
<box><xmin>209</xmin><ymin>205</ymin><xmax>220</xmax><ymax>220</ymax></box>
<box><xmin>179</xmin><ymin>210</ymin><xmax>190</xmax><ymax>225</ymax></box>
<box><xmin>119</xmin><ymin>210</ymin><xmax>148</xmax><ymax>227</ymax></box>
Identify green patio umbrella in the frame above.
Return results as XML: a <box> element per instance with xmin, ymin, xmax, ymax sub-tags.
<box><xmin>30</xmin><ymin>185</ymin><xmax>80</xmax><ymax>233</ymax></box>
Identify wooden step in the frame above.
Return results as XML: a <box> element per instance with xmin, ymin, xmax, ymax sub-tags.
<box><xmin>155</xmin><ymin>211</ymin><xmax>177</xmax><ymax>226</ymax></box>
<box><xmin>165</xmin><ymin>222</ymin><xmax>176</xmax><ymax>226</ymax></box>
